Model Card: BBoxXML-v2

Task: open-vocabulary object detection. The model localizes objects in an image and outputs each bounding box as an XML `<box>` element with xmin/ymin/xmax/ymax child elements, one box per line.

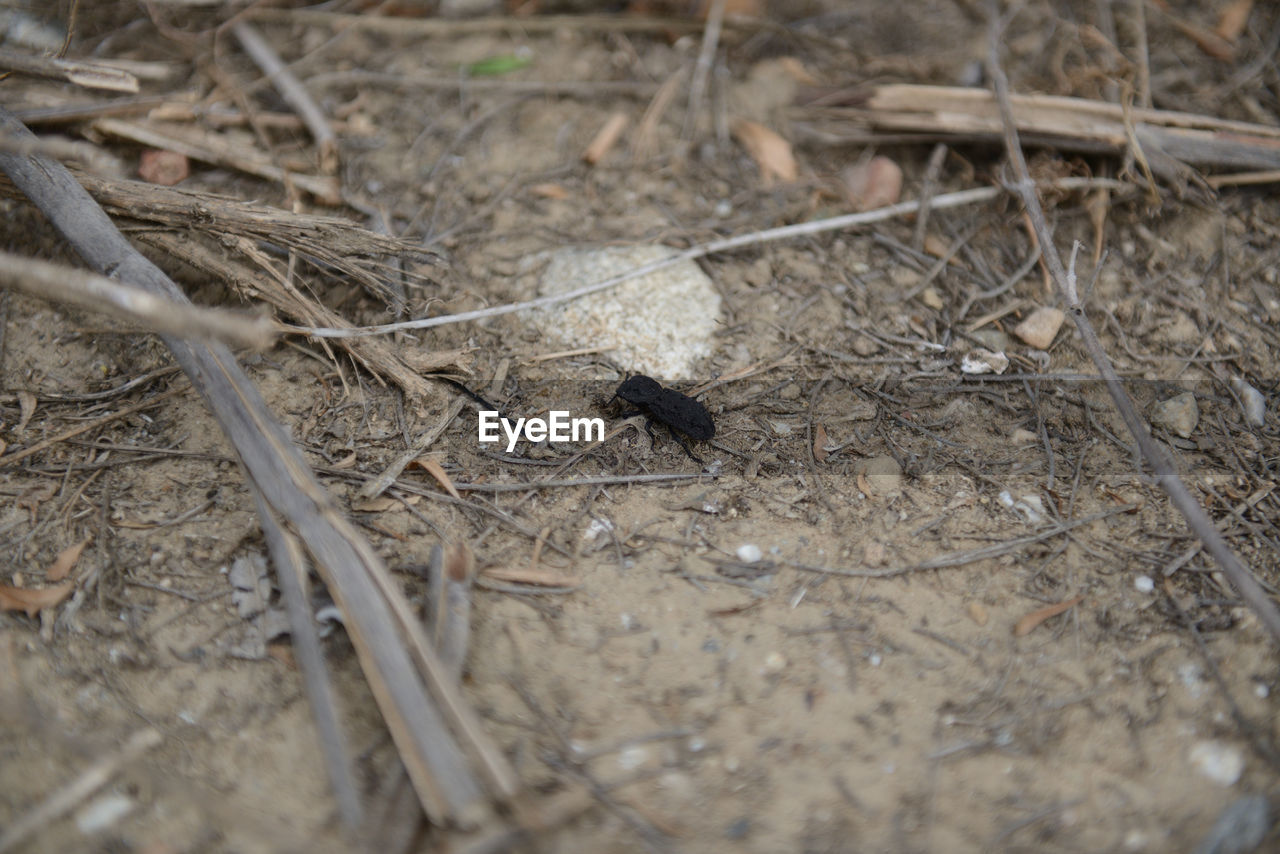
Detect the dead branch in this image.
<box><xmin>231</xmin><ymin>20</ymin><xmax>338</xmax><ymax>175</ymax></box>
<box><xmin>0</xmin><ymin>46</ymin><xmax>138</xmax><ymax>92</ymax></box>
<box><xmin>0</xmin><ymin>249</ymin><xmax>277</xmax><ymax>348</ymax></box>
<box><xmin>285</xmin><ymin>177</ymin><xmax>1129</xmax><ymax>340</ymax></box>
<box><xmin>797</xmin><ymin>83</ymin><xmax>1280</xmax><ymax>182</ymax></box>
<box><xmin>986</xmin><ymin>8</ymin><xmax>1280</xmax><ymax>645</ymax></box>
<box><xmin>92</xmin><ymin>117</ymin><xmax>340</xmax><ymax>204</ymax></box>
<box><xmin>0</xmin><ymin>105</ymin><xmax>518</xmax><ymax>825</ymax></box>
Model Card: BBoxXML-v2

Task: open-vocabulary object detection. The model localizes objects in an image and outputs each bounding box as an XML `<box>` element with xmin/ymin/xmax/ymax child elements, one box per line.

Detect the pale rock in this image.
<box><xmin>1151</xmin><ymin>392</ymin><xmax>1199</xmax><ymax>438</ymax></box>
<box><xmin>1013</xmin><ymin>306</ymin><xmax>1066</xmax><ymax>349</ymax></box>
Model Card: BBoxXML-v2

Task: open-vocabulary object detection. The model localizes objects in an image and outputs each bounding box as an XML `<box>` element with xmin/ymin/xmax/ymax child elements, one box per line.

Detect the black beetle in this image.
<box><xmin>615</xmin><ymin>375</ymin><xmax>715</xmax><ymax>462</ymax></box>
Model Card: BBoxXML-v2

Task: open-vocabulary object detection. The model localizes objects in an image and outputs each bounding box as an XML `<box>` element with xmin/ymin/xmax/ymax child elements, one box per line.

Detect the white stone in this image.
<box><xmin>1189</xmin><ymin>740</ymin><xmax>1244</xmax><ymax>786</ymax></box>
<box><xmin>529</xmin><ymin>245</ymin><xmax>721</xmax><ymax>380</ymax></box>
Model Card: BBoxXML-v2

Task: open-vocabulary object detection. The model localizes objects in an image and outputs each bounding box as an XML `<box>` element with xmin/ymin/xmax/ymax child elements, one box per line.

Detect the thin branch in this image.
<box><xmin>0</xmin><ymin>728</ymin><xmax>162</xmax><ymax>854</ymax></box>
<box><xmin>986</xmin><ymin>5</ymin><xmax>1280</xmax><ymax>645</ymax></box>
<box><xmin>287</xmin><ymin>177</ymin><xmax>1128</xmax><ymax>340</ymax></box>
<box><xmin>0</xmin><ymin>249</ymin><xmax>278</xmax><ymax>349</ymax></box>
<box><xmin>231</xmin><ymin>20</ymin><xmax>338</xmax><ymax>174</ymax></box>
<box><xmin>0</xmin><ymin>46</ymin><xmax>138</xmax><ymax>92</ymax></box>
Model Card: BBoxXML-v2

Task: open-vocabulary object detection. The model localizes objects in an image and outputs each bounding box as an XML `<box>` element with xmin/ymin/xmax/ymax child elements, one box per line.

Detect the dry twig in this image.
<box><xmin>0</xmin><ymin>249</ymin><xmax>277</xmax><ymax>348</ymax></box>
<box><xmin>0</xmin><ymin>105</ymin><xmax>518</xmax><ymax>825</ymax></box>
<box><xmin>986</xmin><ymin>5</ymin><xmax>1280</xmax><ymax>645</ymax></box>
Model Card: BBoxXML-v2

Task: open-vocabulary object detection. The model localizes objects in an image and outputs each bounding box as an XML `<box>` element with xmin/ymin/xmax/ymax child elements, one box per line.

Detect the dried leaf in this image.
<box><xmin>841</xmin><ymin>155</ymin><xmax>903</xmax><ymax>210</ymax></box>
<box><xmin>1215</xmin><ymin>0</ymin><xmax>1254</xmax><ymax>42</ymax></box>
<box><xmin>582</xmin><ymin>112</ymin><xmax>629</xmax><ymax>166</ymax></box>
<box><xmin>482</xmin><ymin>566</ymin><xmax>579</xmax><ymax>588</ymax></box>
<box><xmin>352</xmin><ymin>495</ymin><xmax>399</xmax><ymax>513</ymax></box>
<box><xmin>813</xmin><ymin>423</ymin><xmax>829</xmax><ymax>463</ymax></box>
<box><xmin>138</xmin><ymin>149</ymin><xmax>189</xmax><ymax>186</ymax></box>
<box><xmin>413</xmin><ymin>457</ymin><xmax>461</xmax><ymax>501</ymax></box>
<box><xmin>0</xmin><ymin>581</ymin><xmax>74</xmax><ymax>617</ymax></box>
<box><xmin>732</xmin><ymin>119</ymin><xmax>797</xmax><ymax>185</ymax></box>
<box><xmin>443</xmin><ymin>541</ymin><xmax>475</xmax><ymax>583</ymax></box>
<box><xmin>1013</xmin><ymin>595</ymin><xmax>1084</xmax><ymax>637</ymax></box>
<box><xmin>47</xmin><ymin>536</ymin><xmax>91</xmax><ymax>582</ymax></box>
<box><xmin>15</xmin><ymin>391</ymin><xmax>36</xmax><ymax>434</ymax></box>
<box><xmin>529</xmin><ymin>183</ymin><xmax>570</xmax><ymax>200</ymax></box>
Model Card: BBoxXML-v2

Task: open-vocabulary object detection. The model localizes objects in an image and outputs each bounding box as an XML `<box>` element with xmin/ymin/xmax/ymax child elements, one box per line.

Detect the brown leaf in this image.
<box><xmin>1215</xmin><ymin>0</ymin><xmax>1254</xmax><ymax>42</ymax></box>
<box><xmin>0</xmin><ymin>581</ymin><xmax>74</xmax><ymax>617</ymax></box>
<box><xmin>841</xmin><ymin>155</ymin><xmax>903</xmax><ymax>211</ymax></box>
<box><xmin>813</xmin><ymin>423</ymin><xmax>829</xmax><ymax>463</ymax></box>
<box><xmin>529</xmin><ymin>182</ymin><xmax>570</xmax><ymax>200</ymax></box>
<box><xmin>482</xmin><ymin>566</ymin><xmax>579</xmax><ymax>588</ymax></box>
<box><xmin>351</xmin><ymin>495</ymin><xmax>398</xmax><ymax>513</ymax></box>
<box><xmin>1013</xmin><ymin>595</ymin><xmax>1084</xmax><ymax>637</ymax></box>
<box><xmin>138</xmin><ymin>149</ymin><xmax>189</xmax><ymax>186</ymax></box>
<box><xmin>47</xmin><ymin>536</ymin><xmax>91</xmax><ymax>582</ymax></box>
<box><xmin>582</xmin><ymin>112</ymin><xmax>629</xmax><ymax>166</ymax></box>
<box><xmin>413</xmin><ymin>456</ymin><xmax>461</xmax><ymax>501</ymax></box>
<box><xmin>732</xmin><ymin>119</ymin><xmax>797</xmax><ymax>185</ymax></box>
<box><xmin>443</xmin><ymin>541</ymin><xmax>475</xmax><ymax>583</ymax></box>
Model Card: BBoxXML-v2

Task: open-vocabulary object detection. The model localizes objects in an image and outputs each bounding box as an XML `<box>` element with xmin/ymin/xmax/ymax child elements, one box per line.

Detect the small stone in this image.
<box><xmin>1231</xmin><ymin>377</ymin><xmax>1266</xmax><ymax>427</ymax></box>
<box><xmin>961</xmin><ymin>348</ymin><xmax>1009</xmax><ymax>375</ymax></box>
<box><xmin>841</xmin><ymin>155</ymin><xmax>903</xmax><ymax>211</ymax></box>
<box><xmin>921</xmin><ymin>287</ymin><xmax>944</xmax><ymax>310</ymax></box>
<box><xmin>971</xmin><ymin>328</ymin><xmax>1011</xmax><ymax>351</ymax></box>
<box><xmin>1013</xmin><ymin>306</ymin><xmax>1066</xmax><ymax>349</ymax></box>
<box><xmin>736</xmin><ymin>544</ymin><xmax>763</xmax><ymax>564</ymax></box>
<box><xmin>852</xmin><ymin>335</ymin><xmax>880</xmax><ymax>356</ymax></box>
<box><xmin>967</xmin><ymin>602</ymin><xmax>989</xmax><ymax>626</ymax></box>
<box><xmin>761</xmin><ymin>651</ymin><xmax>788</xmax><ymax>675</ymax></box>
<box><xmin>1010</xmin><ymin>428</ymin><xmax>1038</xmax><ymax>444</ymax></box>
<box><xmin>529</xmin><ymin>245</ymin><xmax>721</xmax><ymax>381</ymax></box>
<box><xmin>1151</xmin><ymin>392</ymin><xmax>1199</xmax><ymax>438</ymax></box>
<box><xmin>1189</xmin><ymin>740</ymin><xmax>1244</xmax><ymax>786</ymax></box>
<box><xmin>1134</xmin><ymin>575</ymin><xmax>1155</xmax><ymax>593</ymax></box>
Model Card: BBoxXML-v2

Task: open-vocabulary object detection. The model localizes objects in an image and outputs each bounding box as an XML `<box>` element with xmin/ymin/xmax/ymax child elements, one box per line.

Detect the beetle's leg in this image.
<box><xmin>668</xmin><ymin>424</ymin><xmax>703</xmax><ymax>465</ymax></box>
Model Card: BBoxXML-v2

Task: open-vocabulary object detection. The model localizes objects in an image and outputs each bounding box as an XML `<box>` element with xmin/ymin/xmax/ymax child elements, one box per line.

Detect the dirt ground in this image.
<box><xmin>2</xmin><ymin>1</ymin><xmax>1279</xmax><ymax>852</ymax></box>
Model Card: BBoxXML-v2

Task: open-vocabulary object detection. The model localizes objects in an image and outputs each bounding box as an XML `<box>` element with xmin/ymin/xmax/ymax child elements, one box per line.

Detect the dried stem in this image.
<box><xmin>986</xmin><ymin>5</ymin><xmax>1280</xmax><ymax>645</ymax></box>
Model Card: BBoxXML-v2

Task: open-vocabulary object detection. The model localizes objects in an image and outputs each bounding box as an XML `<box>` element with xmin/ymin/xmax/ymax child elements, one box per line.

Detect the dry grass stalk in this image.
<box><xmin>0</xmin><ymin>249</ymin><xmax>277</xmax><ymax>349</ymax></box>
<box><xmin>0</xmin><ymin>105</ymin><xmax>518</xmax><ymax>825</ymax></box>
<box><xmin>986</xmin><ymin>8</ymin><xmax>1280</xmax><ymax>645</ymax></box>
<box><xmin>231</xmin><ymin>20</ymin><xmax>338</xmax><ymax>175</ymax></box>
<box><xmin>0</xmin><ymin>47</ymin><xmax>138</xmax><ymax>92</ymax></box>
<box><xmin>93</xmin><ymin>117</ymin><xmax>340</xmax><ymax>203</ymax></box>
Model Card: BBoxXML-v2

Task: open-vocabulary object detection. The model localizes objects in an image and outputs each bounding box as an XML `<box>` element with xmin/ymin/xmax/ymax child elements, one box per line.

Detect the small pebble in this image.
<box><xmin>761</xmin><ymin>651</ymin><xmax>787</xmax><ymax>675</ymax></box>
<box><xmin>1231</xmin><ymin>377</ymin><xmax>1266</xmax><ymax>427</ymax></box>
<box><xmin>1151</xmin><ymin>392</ymin><xmax>1199</xmax><ymax>438</ymax></box>
<box><xmin>737</xmin><ymin>544</ymin><xmax>763</xmax><ymax>563</ymax></box>
<box><xmin>967</xmin><ymin>601</ymin><xmax>989</xmax><ymax>626</ymax></box>
<box><xmin>1013</xmin><ymin>306</ymin><xmax>1066</xmax><ymax>349</ymax></box>
<box><xmin>1189</xmin><ymin>740</ymin><xmax>1244</xmax><ymax>786</ymax></box>
<box><xmin>1134</xmin><ymin>575</ymin><xmax>1155</xmax><ymax>593</ymax></box>
<box><xmin>961</xmin><ymin>348</ymin><xmax>1009</xmax><ymax>375</ymax></box>
<box><xmin>75</xmin><ymin>793</ymin><xmax>134</xmax><ymax>834</ymax></box>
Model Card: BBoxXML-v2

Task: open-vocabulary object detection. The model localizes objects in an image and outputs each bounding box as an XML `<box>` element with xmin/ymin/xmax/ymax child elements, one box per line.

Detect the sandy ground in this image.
<box><xmin>1</xmin><ymin>2</ymin><xmax>1278</xmax><ymax>852</ymax></box>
